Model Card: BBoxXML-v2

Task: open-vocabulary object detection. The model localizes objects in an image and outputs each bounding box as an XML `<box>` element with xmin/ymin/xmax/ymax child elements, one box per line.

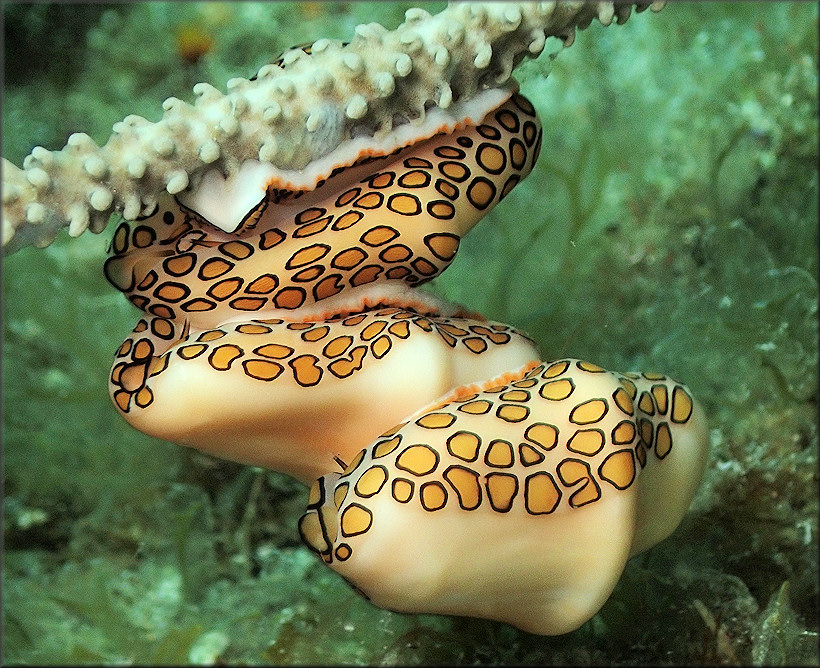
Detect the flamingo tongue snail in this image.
<box><xmin>2</xmin><ymin>1</ymin><xmax>709</xmax><ymax>636</ymax></box>
<box><xmin>299</xmin><ymin>359</ymin><xmax>708</xmax><ymax>635</ymax></box>
<box><xmin>102</xmin><ymin>91</ymin><xmax>546</xmax><ymax>484</ymax></box>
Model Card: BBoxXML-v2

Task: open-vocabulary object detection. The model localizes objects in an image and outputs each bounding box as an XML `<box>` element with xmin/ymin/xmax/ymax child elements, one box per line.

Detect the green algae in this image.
<box><xmin>2</xmin><ymin>2</ymin><xmax>817</xmax><ymax>665</ymax></box>
<box><xmin>753</xmin><ymin>581</ymin><xmax>819</xmax><ymax>666</ymax></box>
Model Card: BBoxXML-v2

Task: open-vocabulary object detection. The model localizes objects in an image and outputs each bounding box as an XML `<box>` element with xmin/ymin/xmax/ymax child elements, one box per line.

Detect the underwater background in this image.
<box><xmin>2</xmin><ymin>2</ymin><xmax>817</xmax><ymax>664</ymax></box>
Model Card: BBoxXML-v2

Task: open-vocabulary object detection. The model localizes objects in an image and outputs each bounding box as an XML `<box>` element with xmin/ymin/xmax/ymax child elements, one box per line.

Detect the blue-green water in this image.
<box><xmin>2</xmin><ymin>3</ymin><xmax>817</xmax><ymax>664</ymax></box>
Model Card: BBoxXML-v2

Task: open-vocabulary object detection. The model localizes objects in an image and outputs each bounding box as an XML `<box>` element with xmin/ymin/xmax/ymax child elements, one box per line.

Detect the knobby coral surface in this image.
<box><xmin>2</xmin><ymin>1</ymin><xmax>661</xmax><ymax>253</ymax></box>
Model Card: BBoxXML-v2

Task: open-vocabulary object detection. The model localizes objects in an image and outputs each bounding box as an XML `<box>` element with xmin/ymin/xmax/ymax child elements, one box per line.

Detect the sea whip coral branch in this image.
<box><xmin>1</xmin><ymin>1</ymin><xmax>664</xmax><ymax>254</ymax></box>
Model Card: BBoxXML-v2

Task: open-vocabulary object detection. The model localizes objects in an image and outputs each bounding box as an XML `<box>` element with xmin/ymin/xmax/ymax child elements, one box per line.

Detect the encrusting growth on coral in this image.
<box><xmin>1</xmin><ymin>0</ymin><xmax>710</xmax><ymax>639</ymax></box>
<box><xmin>1</xmin><ymin>1</ymin><xmax>663</xmax><ymax>253</ymax></box>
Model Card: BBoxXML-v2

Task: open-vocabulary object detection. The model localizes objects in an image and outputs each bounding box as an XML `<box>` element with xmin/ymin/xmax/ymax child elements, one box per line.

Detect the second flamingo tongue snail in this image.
<box><xmin>1</xmin><ymin>2</ymin><xmax>709</xmax><ymax>635</ymax></box>
<box><xmin>300</xmin><ymin>359</ymin><xmax>708</xmax><ymax>635</ymax></box>
<box><xmin>101</xmin><ymin>91</ymin><xmax>545</xmax><ymax>484</ymax></box>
